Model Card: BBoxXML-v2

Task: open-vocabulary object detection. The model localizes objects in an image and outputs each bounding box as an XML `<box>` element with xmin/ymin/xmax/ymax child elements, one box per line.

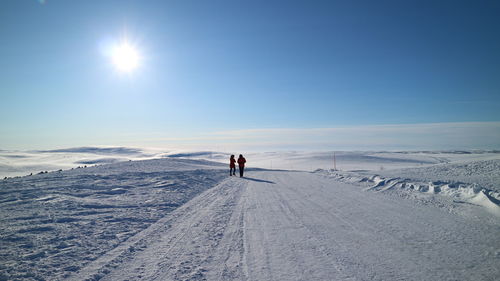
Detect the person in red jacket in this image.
<box><xmin>237</xmin><ymin>154</ymin><xmax>246</xmax><ymax>177</ymax></box>
<box><xmin>229</xmin><ymin>155</ymin><xmax>236</xmax><ymax>176</ymax></box>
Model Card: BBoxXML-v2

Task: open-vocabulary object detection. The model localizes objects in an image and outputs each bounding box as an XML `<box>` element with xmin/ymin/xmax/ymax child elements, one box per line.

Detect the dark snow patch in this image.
<box><xmin>167</xmin><ymin>151</ymin><xmax>216</xmax><ymax>158</ymax></box>
<box><xmin>0</xmin><ymin>154</ymin><xmax>30</xmax><ymax>159</ymax></box>
<box><xmin>75</xmin><ymin>158</ymin><xmax>123</xmax><ymax>165</ymax></box>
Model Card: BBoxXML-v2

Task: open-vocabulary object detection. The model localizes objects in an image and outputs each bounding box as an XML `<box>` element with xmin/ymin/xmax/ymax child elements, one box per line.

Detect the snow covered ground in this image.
<box><xmin>1</xmin><ymin>149</ymin><xmax>499</xmax><ymax>280</ymax></box>
<box><xmin>62</xmin><ymin>170</ymin><xmax>499</xmax><ymax>281</ymax></box>
<box><xmin>0</xmin><ymin>158</ymin><xmax>226</xmax><ymax>280</ymax></box>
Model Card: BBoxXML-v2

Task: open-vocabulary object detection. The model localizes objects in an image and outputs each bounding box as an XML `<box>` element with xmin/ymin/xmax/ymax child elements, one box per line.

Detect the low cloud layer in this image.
<box><xmin>145</xmin><ymin>122</ymin><xmax>500</xmax><ymax>151</ymax></box>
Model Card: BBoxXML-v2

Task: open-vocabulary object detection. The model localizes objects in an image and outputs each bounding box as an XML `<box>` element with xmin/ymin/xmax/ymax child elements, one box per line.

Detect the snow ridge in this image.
<box><xmin>315</xmin><ymin>170</ymin><xmax>500</xmax><ymax>217</ymax></box>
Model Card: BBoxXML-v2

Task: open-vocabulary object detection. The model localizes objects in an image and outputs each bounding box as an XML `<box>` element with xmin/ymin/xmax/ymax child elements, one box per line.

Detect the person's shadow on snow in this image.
<box><xmin>242</xmin><ymin>177</ymin><xmax>275</xmax><ymax>184</ymax></box>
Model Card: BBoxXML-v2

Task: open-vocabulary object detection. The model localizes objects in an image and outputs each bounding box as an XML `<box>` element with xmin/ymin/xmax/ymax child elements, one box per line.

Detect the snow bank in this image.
<box><xmin>374</xmin><ymin>158</ymin><xmax>500</xmax><ymax>191</ymax></box>
<box><xmin>315</xmin><ymin>161</ymin><xmax>500</xmax><ymax>217</ymax></box>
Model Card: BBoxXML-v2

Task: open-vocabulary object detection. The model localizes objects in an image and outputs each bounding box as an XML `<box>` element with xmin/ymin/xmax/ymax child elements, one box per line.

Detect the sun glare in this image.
<box><xmin>111</xmin><ymin>42</ymin><xmax>140</xmax><ymax>72</ymax></box>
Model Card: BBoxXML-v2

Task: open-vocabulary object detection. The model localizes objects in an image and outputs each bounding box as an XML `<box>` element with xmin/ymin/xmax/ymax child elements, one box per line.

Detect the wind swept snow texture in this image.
<box><xmin>68</xmin><ymin>171</ymin><xmax>499</xmax><ymax>281</ymax></box>
<box><xmin>315</xmin><ymin>158</ymin><xmax>500</xmax><ymax>217</ymax></box>
<box><xmin>1</xmin><ymin>154</ymin><xmax>499</xmax><ymax>280</ymax></box>
<box><xmin>0</xmin><ymin>158</ymin><xmax>226</xmax><ymax>281</ymax></box>
<box><xmin>372</xmin><ymin>159</ymin><xmax>500</xmax><ymax>192</ymax></box>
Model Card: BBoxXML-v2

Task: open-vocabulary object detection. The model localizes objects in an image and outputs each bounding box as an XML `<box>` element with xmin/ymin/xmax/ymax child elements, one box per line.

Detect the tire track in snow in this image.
<box><xmin>66</xmin><ymin>177</ymin><xmax>246</xmax><ymax>281</ymax></box>
<box><xmin>265</xmin><ymin>172</ymin><xmax>407</xmax><ymax>280</ymax></box>
<box><xmin>243</xmin><ymin>172</ymin><xmax>500</xmax><ymax>280</ymax></box>
<box><xmin>242</xmin><ymin>172</ymin><xmax>354</xmax><ymax>281</ymax></box>
<box><xmin>205</xmin><ymin>181</ymin><xmax>248</xmax><ymax>281</ymax></box>
<box><xmin>68</xmin><ymin>170</ymin><xmax>500</xmax><ymax>281</ymax></box>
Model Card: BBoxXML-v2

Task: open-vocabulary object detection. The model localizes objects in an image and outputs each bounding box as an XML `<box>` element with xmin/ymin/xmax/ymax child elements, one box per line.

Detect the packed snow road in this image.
<box><xmin>70</xmin><ymin>170</ymin><xmax>499</xmax><ymax>281</ymax></box>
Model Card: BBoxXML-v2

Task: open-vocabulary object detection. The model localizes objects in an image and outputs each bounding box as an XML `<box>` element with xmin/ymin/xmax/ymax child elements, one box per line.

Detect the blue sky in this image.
<box><xmin>1</xmin><ymin>0</ymin><xmax>499</xmax><ymax>150</ymax></box>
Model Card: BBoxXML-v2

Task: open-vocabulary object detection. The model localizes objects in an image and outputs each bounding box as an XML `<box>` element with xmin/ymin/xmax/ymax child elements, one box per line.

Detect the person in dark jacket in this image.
<box><xmin>229</xmin><ymin>155</ymin><xmax>236</xmax><ymax>176</ymax></box>
<box><xmin>237</xmin><ymin>154</ymin><xmax>246</xmax><ymax>177</ymax></box>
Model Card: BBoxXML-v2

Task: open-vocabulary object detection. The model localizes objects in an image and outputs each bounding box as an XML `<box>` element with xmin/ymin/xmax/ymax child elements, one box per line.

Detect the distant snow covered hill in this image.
<box><xmin>2</xmin><ymin>146</ymin><xmax>500</xmax><ymax>178</ymax></box>
<box><xmin>0</xmin><ymin>158</ymin><xmax>226</xmax><ymax>281</ymax></box>
<box><xmin>0</xmin><ymin>147</ymin><xmax>164</xmax><ymax>178</ymax></box>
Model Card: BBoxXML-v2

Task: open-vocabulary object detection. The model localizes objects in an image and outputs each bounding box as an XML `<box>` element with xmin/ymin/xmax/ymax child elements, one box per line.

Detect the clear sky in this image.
<box><xmin>1</xmin><ymin>0</ymin><xmax>499</xmax><ymax>150</ymax></box>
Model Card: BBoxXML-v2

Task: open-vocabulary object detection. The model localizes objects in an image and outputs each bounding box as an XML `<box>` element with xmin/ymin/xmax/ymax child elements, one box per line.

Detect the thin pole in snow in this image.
<box><xmin>333</xmin><ymin>152</ymin><xmax>337</xmax><ymax>171</ymax></box>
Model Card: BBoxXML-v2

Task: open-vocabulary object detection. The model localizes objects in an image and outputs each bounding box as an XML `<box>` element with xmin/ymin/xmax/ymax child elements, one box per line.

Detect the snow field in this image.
<box><xmin>1</xmin><ymin>151</ymin><xmax>499</xmax><ymax>280</ymax></box>
<box><xmin>3</xmin><ymin>148</ymin><xmax>500</xmax><ymax>179</ymax></box>
<box><xmin>72</xmin><ymin>176</ymin><xmax>248</xmax><ymax>281</ymax></box>
<box><xmin>68</xmin><ymin>170</ymin><xmax>500</xmax><ymax>281</ymax></box>
<box><xmin>0</xmin><ymin>158</ymin><xmax>226</xmax><ymax>281</ymax></box>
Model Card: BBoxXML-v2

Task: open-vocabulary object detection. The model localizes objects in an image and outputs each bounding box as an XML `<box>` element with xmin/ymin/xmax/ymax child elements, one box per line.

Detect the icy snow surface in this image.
<box><xmin>1</xmin><ymin>150</ymin><xmax>499</xmax><ymax>280</ymax></box>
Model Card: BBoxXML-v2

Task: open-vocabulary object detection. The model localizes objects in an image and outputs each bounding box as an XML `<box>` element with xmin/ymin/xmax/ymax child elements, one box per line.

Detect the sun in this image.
<box><xmin>111</xmin><ymin>41</ymin><xmax>140</xmax><ymax>72</ymax></box>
